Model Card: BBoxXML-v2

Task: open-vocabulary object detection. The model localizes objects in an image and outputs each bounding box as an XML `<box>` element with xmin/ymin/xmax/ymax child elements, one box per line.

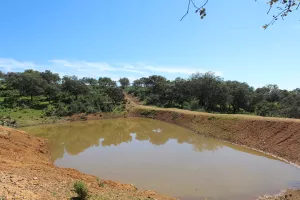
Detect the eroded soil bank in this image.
<box><xmin>0</xmin><ymin>125</ymin><xmax>175</xmax><ymax>200</ymax></box>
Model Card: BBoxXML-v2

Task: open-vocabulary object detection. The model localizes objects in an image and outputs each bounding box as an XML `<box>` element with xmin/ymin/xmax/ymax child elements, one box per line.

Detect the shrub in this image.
<box><xmin>190</xmin><ymin>99</ymin><xmax>200</xmax><ymax>111</ymax></box>
<box><xmin>73</xmin><ymin>180</ymin><xmax>89</xmax><ymax>200</ymax></box>
<box><xmin>145</xmin><ymin>94</ymin><xmax>160</xmax><ymax>105</ymax></box>
<box><xmin>99</xmin><ymin>182</ymin><xmax>105</xmax><ymax>188</ymax></box>
<box><xmin>182</xmin><ymin>101</ymin><xmax>192</xmax><ymax>110</ymax></box>
<box><xmin>255</xmin><ymin>101</ymin><xmax>279</xmax><ymax>117</ymax></box>
<box><xmin>44</xmin><ymin>103</ymin><xmax>69</xmax><ymax>117</ymax></box>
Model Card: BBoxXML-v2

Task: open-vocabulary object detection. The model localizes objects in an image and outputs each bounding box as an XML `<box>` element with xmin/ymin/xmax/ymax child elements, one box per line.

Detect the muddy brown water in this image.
<box><xmin>22</xmin><ymin>118</ymin><xmax>300</xmax><ymax>200</ymax></box>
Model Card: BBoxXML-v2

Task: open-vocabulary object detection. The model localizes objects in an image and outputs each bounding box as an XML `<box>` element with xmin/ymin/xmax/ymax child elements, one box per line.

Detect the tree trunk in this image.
<box><xmin>31</xmin><ymin>95</ymin><xmax>33</xmax><ymax>101</ymax></box>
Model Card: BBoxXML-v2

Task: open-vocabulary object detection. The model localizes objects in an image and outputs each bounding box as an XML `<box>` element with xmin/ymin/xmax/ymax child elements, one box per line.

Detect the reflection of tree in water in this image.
<box><xmin>23</xmin><ymin>118</ymin><xmax>223</xmax><ymax>161</ymax></box>
<box><xmin>191</xmin><ymin>138</ymin><xmax>222</xmax><ymax>152</ymax></box>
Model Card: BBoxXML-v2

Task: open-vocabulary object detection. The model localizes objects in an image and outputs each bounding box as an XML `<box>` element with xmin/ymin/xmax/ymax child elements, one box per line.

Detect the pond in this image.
<box><xmin>21</xmin><ymin>118</ymin><xmax>300</xmax><ymax>200</ymax></box>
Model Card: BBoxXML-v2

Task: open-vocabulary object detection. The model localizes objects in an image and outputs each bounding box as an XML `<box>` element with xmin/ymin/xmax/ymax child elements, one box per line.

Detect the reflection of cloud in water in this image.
<box><xmin>152</xmin><ymin>128</ymin><xmax>162</xmax><ymax>133</ymax></box>
<box><xmin>22</xmin><ymin>118</ymin><xmax>223</xmax><ymax>161</ymax></box>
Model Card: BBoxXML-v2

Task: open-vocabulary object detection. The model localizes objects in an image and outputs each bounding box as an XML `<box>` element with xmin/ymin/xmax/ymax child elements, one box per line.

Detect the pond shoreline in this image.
<box><xmin>2</xmin><ymin>102</ymin><xmax>300</xmax><ymax>199</ymax></box>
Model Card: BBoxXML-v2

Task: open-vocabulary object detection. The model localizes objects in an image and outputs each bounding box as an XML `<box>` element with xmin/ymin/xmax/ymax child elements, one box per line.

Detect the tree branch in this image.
<box><xmin>180</xmin><ymin>0</ymin><xmax>191</xmax><ymax>21</ymax></box>
<box><xmin>263</xmin><ymin>0</ymin><xmax>299</xmax><ymax>29</ymax></box>
<box><xmin>181</xmin><ymin>0</ymin><xmax>299</xmax><ymax>29</ymax></box>
<box><xmin>180</xmin><ymin>0</ymin><xmax>209</xmax><ymax>21</ymax></box>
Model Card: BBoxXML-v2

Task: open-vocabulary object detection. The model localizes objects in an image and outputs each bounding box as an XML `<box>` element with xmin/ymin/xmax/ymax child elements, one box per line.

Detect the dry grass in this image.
<box><xmin>135</xmin><ymin>104</ymin><xmax>300</xmax><ymax>123</ymax></box>
<box><xmin>125</xmin><ymin>93</ymin><xmax>300</xmax><ymax>123</ymax></box>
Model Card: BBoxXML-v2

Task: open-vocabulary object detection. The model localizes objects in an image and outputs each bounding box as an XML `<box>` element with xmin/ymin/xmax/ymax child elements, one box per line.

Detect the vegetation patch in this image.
<box><xmin>99</xmin><ymin>182</ymin><xmax>105</xmax><ymax>188</ymax></box>
<box><xmin>73</xmin><ymin>181</ymin><xmax>89</xmax><ymax>200</ymax></box>
<box><xmin>207</xmin><ymin>116</ymin><xmax>217</xmax><ymax>121</ymax></box>
<box><xmin>0</xmin><ymin>70</ymin><xmax>126</xmax><ymax>127</ymax></box>
<box><xmin>127</xmin><ymin>73</ymin><xmax>300</xmax><ymax>119</ymax></box>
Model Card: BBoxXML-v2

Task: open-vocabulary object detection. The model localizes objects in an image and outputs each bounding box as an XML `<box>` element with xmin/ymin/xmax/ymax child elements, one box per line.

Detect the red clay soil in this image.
<box><xmin>0</xmin><ymin>126</ymin><xmax>176</xmax><ymax>200</ymax></box>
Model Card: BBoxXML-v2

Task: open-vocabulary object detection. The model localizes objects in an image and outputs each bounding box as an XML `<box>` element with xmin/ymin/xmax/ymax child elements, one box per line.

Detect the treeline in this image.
<box><xmin>127</xmin><ymin>72</ymin><xmax>300</xmax><ymax>119</ymax></box>
<box><xmin>0</xmin><ymin>70</ymin><xmax>125</xmax><ymax>116</ymax></box>
<box><xmin>1</xmin><ymin>70</ymin><xmax>299</xmax><ymax>119</ymax></box>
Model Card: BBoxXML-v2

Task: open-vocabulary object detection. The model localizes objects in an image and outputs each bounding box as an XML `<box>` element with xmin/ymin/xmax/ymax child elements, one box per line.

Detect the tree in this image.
<box><xmin>189</xmin><ymin>72</ymin><xmax>228</xmax><ymax>111</ymax></box>
<box><xmin>40</xmin><ymin>70</ymin><xmax>61</xmax><ymax>84</ymax></box>
<box><xmin>265</xmin><ymin>84</ymin><xmax>281</xmax><ymax>102</ymax></box>
<box><xmin>0</xmin><ymin>71</ymin><xmax>4</xmax><ymax>89</ymax></box>
<box><xmin>62</xmin><ymin>76</ymin><xmax>88</xmax><ymax>99</ymax></box>
<box><xmin>107</xmin><ymin>87</ymin><xmax>125</xmax><ymax>104</ymax></box>
<box><xmin>4</xmin><ymin>72</ymin><xmax>21</xmax><ymax>90</ymax></box>
<box><xmin>44</xmin><ymin>84</ymin><xmax>61</xmax><ymax>103</ymax></box>
<box><xmin>255</xmin><ymin>100</ymin><xmax>278</xmax><ymax>116</ymax></box>
<box><xmin>98</xmin><ymin>77</ymin><xmax>117</xmax><ymax>88</ymax></box>
<box><xmin>119</xmin><ymin>77</ymin><xmax>130</xmax><ymax>89</ymax></box>
<box><xmin>40</xmin><ymin>70</ymin><xmax>61</xmax><ymax>103</ymax></box>
<box><xmin>171</xmin><ymin>78</ymin><xmax>191</xmax><ymax>107</ymax></box>
<box><xmin>82</xmin><ymin>77</ymin><xmax>98</xmax><ymax>86</ymax></box>
<box><xmin>181</xmin><ymin>0</ymin><xmax>299</xmax><ymax>29</ymax></box>
<box><xmin>280</xmin><ymin>90</ymin><xmax>300</xmax><ymax>118</ymax></box>
<box><xmin>226</xmin><ymin>81</ymin><xmax>253</xmax><ymax>113</ymax></box>
<box><xmin>147</xmin><ymin>75</ymin><xmax>168</xmax><ymax>94</ymax></box>
<box><xmin>18</xmin><ymin>70</ymin><xmax>47</xmax><ymax>101</ymax></box>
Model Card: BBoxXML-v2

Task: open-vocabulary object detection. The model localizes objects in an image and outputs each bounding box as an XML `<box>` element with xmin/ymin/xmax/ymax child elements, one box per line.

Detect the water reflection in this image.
<box><xmin>22</xmin><ymin>118</ymin><xmax>223</xmax><ymax>161</ymax></box>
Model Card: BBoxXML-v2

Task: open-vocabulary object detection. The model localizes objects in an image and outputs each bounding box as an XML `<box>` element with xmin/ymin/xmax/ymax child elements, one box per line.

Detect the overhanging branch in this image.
<box><xmin>180</xmin><ymin>0</ymin><xmax>209</xmax><ymax>21</ymax></box>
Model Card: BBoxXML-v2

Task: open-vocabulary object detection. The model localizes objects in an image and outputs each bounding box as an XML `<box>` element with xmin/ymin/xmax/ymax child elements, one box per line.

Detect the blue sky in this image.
<box><xmin>0</xmin><ymin>0</ymin><xmax>299</xmax><ymax>89</ymax></box>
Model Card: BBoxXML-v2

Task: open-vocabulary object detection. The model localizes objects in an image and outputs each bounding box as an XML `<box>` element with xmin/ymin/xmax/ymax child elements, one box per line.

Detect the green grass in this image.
<box><xmin>0</xmin><ymin>95</ymin><xmax>60</xmax><ymax>127</ymax></box>
<box><xmin>0</xmin><ymin>107</ymin><xmax>57</xmax><ymax>127</ymax></box>
<box><xmin>99</xmin><ymin>182</ymin><xmax>105</xmax><ymax>188</ymax></box>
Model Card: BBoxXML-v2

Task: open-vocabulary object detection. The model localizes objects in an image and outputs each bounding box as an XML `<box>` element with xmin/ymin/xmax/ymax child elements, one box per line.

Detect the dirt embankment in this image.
<box><xmin>0</xmin><ymin>126</ymin><xmax>175</xmax><ymax>200</ymax></box>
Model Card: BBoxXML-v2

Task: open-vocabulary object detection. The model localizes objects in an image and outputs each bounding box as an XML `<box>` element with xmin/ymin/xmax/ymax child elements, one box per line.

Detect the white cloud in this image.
<box><xmin>143</xmin><ymin>64</ymin><xmax>207</xmax><ymax>75</ymax></box>
<box><xmin>0</xmin><ymin>58</ymin><xmax>37</xmax><ymax>71</ymax></box>
<box><xmin>0</xmin><ymin>58</ymin><xmax>222</xmax><ymax>80</ymax></box>
<box><xmin>49</xmin><ymin>60</ymin><xmax>115</xmax><ymax>71</ymax></box>
<box><xmin>119</xmin><ymin>64</ymin><xmax>146</xmax><ymax>74</ymax></box>
<box><xmin>48</xmin><ymin>59</ymin><xmax>118</xmax><ymax>77</ymax></box>
<box><xmin>121</xmin><ymin>63</ymin><xmax>223</xmax><ymax>76</ymax></box>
